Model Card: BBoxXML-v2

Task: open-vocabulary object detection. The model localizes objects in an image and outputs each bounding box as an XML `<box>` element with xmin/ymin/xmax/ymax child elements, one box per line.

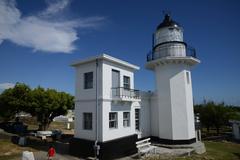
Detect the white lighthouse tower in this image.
<box><xmin>146</xmin><ymin>14</ymin><xmax>200</xmax><ymax>144</ymax></box>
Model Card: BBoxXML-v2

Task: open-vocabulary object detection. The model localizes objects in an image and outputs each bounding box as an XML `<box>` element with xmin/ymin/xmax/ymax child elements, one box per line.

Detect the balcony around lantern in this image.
<box><xmin>147</xmin><ymin>45</ymin><xmax>197</xmax><ymax>62</ymax></box>
<box><xmin>111</xmin><ymin>87</ymin><xmax>141</xmax><ymax>102</ymax></box>
<box><xmin>145</xmin><ymin>44</ymin><xmax>200</xmax><ymax>69</ymax></box>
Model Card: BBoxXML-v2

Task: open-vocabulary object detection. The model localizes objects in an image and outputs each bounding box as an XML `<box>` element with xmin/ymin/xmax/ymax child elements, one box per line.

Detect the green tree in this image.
<box><xmin>0</xmin><ymin>83</ymin><xmax>31</xmax><ymax>122</ymax></box>
<box><xmin>28</xmin><ymin>87</ymin><xmax>74</xmax><ymax>130</ymax></box>
<box><xmin>195</xmin><ymin>101</ymin><xmax>239</xmax><ymax>135</ymax></box>
<box><xmin>212</xmin><ymin>103</ymin><xmax>228</xmax><ymax>134</ymax></box>
<box><xmin>200</xmin><ymin>102</ymin><xmax>215</xmax><ymax>132</ymax></box>
<box><xmin>0</xmin><ymin>83</ymin><xmax>74</xmax><ymax>131</ymax></box>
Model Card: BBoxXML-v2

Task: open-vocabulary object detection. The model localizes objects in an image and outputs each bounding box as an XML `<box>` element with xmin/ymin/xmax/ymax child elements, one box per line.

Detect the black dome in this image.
<box><xmin>156</xmin><ymin>14</ymin><xmax>181</xmax><ymax>30</ymax></box>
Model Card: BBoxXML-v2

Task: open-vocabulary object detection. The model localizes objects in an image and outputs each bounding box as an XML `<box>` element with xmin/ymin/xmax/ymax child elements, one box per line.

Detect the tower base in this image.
<box><xmin>69</xmin><ymin>134</ymin><xmax>138</xmax><ymax>160</ymax></box>
<box><xmin>152</xmin><ymin>141</ymin><xmax>206</xmax><ymax>155</ymax></box>
<box><xmin>151</xmin><ymin>136</ymin><xmax>196</xmax><ymax>145</ymax></box>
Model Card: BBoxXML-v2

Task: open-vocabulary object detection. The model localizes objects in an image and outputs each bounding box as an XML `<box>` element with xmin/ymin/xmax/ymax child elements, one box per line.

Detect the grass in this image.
<box><xmin>178</xmin><ymin>141</ymin><xmax>240</xmax><ymax>160</ymax></box>
<box><xmin>145</xmin><ymin>141</ymin><xmax>240</xmax><ymax>160</ymax></box>
<box><xmin>0</xmin><ymin>121</ymin><xmax>72</xmax><ymax>160</ymax></box>
<box><xmin>202</xmin><ymin>141</ymin><xmax>240</xmax><ymax>160</ymax></box>
<box><xmin>0</xmin><ymin>139</ymin><xmax>36</xmax><ymax>160</ymax></box>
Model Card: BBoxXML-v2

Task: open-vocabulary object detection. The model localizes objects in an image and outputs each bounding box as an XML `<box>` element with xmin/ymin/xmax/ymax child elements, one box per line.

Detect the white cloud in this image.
<box><xmin>0</xmin><ymin>83</ymin><xmax>15</xmax><ymax>90</ymax></box>
<box><xmin>40</xmin><ymin>0</ymin><xmax>70</xmax><ymax>17</ymax></box>
<box><xmin>0</xmin><ymin>0</ymin><xmax>104</xmax><ymax>53</ymax></box>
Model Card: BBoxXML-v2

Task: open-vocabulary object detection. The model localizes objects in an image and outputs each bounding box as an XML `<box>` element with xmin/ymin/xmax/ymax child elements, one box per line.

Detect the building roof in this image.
<box><xmin>157</xmin><ymin>14</ymin><xmax>181</xmax><ymax>30</ymax></box>
<box><xmin>229</xmin><ymin>120</ymin><xmax>240</xmax><ymax>125</ymax></box>
<box><xmin>70</xmin><ymin>54</ymin><xmax>140</xmax><ymax>70</ymax></box>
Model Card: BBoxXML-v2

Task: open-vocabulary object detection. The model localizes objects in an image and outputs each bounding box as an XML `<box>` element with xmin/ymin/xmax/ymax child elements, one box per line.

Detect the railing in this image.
<box><xmin>147</xmin><ymin>44</ymin><xmax>197</xmax><ymax>62</ymax></box>
<box><xmin>195</xmin><ymin>114</ymin><xmax>201</xmax><ymax>130</ymax></box>
<box><xmin>112</xmin><ymin>87</ymin><xmax>140</xmax><ymax>99</ymax></box>
<box><xmin>187</xmin><ymin>46</ymin><xmax>197</xmax><ymax>58</ymax></box>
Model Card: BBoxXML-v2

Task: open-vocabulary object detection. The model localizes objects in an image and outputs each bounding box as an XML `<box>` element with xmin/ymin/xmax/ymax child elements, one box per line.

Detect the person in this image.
<box><xmin>47</xmin><ymin>145</ymin><xmax>55</xmax><ymax>160</ymax></box>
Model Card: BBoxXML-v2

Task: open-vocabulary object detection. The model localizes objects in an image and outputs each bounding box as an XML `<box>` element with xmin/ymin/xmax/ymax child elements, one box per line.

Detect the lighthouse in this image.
<box><xmin>70</xmin><ymin>14</ymin><xmax>203</xmax><ymax>159</ymax></box>
<box><xmin>146</xmin><ymin>14</ymin><xmax>200</xmax><ymax>144</ymax></box>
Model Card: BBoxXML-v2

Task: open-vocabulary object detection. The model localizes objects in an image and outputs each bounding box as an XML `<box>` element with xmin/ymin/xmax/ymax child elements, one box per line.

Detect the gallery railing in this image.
<box><xmin>112</xmin><ymin>87</ymin><xmax>140</xmax><ymax>99</ymax></box>
<box><xmin>147</xmin><ymin>44</ymin><xmax>197</xmax><ymax>62</ymax></box>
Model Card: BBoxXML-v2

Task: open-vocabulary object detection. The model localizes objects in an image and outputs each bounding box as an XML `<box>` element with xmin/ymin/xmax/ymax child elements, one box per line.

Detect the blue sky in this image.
<box><xmin>0</xmin><ymin>0</ymin><xmax>240</xmax><ymax>105</ymax></box>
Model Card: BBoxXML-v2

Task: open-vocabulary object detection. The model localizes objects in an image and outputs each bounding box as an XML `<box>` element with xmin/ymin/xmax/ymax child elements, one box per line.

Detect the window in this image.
<box><xmin>112</xmin><ymin>69</ymin><xmax>120</xmax><ymax>88</ymax></box>
<box><xmin>135</xmin><ymin>109</ymin><xmax>140</xmax><ymax>130</ymax></box>
<box><xmin>109</xmin><ymin>112</ymin><xmax>118</xmax><ymax>129</ymax></box>
<box><xmin>123</xmin><ymin>112</ymin><xmax>130</xmax><ymax>127</ymax></box>
<box><xmin>123</xmin><ymin>76</ymin><xmax>130</xmax><ymax>89</ymax></box>
<box><xmin>186</xmin><ymin>71</ymin><xmax>190</xmax><ymax>84</ymax></box>
<box><xmin>83</xmin><ymin>113</ymin><xmax>92</xmax><ymax>130</ymax></box>
<box><xmin>84</xmin><ymin>72</ymin><xmax>93</xmax><ymax>89</ymax></box>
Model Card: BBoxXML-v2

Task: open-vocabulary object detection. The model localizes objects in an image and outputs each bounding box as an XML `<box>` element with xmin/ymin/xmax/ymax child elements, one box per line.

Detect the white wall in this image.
<box><xmin>184</xmin><ymin>71</ymin><xmax>196</xmax><ymax>139</ymax></box>
<box><xmin>74</xmin><ymin>60</ymin><xmax>103</xmax><ymax>141</ymax></box>
<box><xmin>155</xmin><ymin>64</ymin><xmax>172</xmax><ymax>140</ymax></box>
<box><xmin>139</xmin><ymin>92</ymin><xmax>151</xmax><ymax>138</ymax></box>
<box><xmin>100</xmin><ymin>60</ymin><xmax>141</xmax><ymax>141</ymax></box>
<box><xmin>102</xmin><ymin>60</ymin><xmax>135</xmax><ymax>100</ymax></box>
<box><xmin>101</xmin><ymin>101</ymin><xmax>140</xmax><ymax>141</ymax></box>
<box><xmin>233</xmin><ymin>123</ymin><xmax>240</xmax><ymax>139</ymax></box>
<box><xmin>74</xmin><ymin>58</ymin><xmax>141</xmax><ymax>142</ymax></box>
<box><xmin>150</xmin><ymin>92</ymin><xmax>159</xmax><ymax>137</ymax></box>
<box><xmin>75</xmin><ymin>61</ymin><xmax>102</xmax><ymax>101</ymax></box>
<box><xmin>74</xmin><ymin>101</ymin><xmax>96</xmax><ymax>140</ymax></box>
<box><xmin>154</xmin><ymin>63</ymin><xmax>195</xmax><ymax>140</ymax></box>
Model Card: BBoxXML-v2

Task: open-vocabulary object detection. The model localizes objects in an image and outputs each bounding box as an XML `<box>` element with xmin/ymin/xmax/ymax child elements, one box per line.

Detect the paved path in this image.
<box><xmin>154</xmin><ymin>146</ymin><xmax>193</xmax><ymax>156</ymax></box>
<box><xmin>33</xmin><ymin>151</ymin><xmax>83</xmax><ymax>160</ymax></box>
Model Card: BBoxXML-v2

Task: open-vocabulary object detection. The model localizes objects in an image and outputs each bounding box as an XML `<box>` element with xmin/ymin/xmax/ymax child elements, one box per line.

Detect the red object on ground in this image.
<box><xmin>48</xmin><ymin>147</ymin><xmax>55</xmax><ymax>157</ymax></box>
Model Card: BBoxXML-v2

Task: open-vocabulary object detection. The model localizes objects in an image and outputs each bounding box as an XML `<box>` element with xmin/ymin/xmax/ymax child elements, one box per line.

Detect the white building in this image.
<box><xmin>230</xmin><ymin>120</ymin><xmax>240</xmax><ymax>140</ymax></box>
<box><xmin>70</xmin><ymin>14</ymin><xmax>200</xmax><ymax>159</ymax></box>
